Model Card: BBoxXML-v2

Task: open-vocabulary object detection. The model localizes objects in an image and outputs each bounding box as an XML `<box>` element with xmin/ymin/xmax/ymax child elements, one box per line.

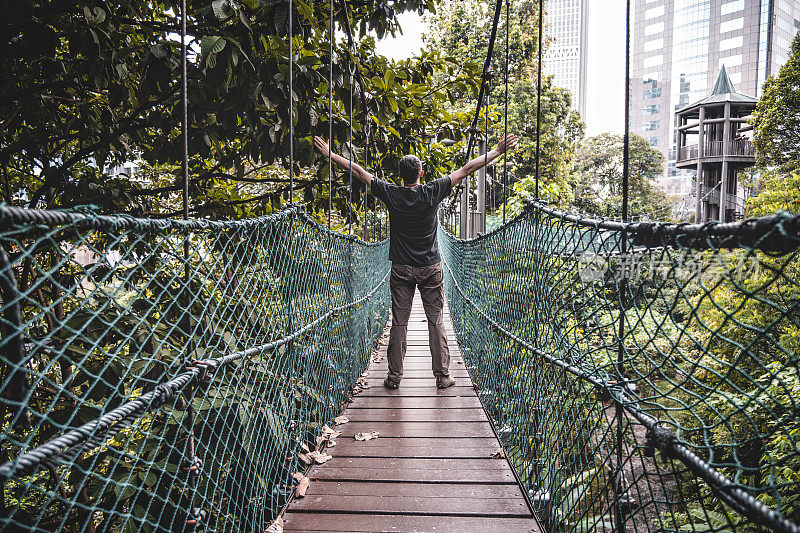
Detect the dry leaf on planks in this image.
<box><xmin>292</xmin><ymin>473</ymin><xmax>310</xmax><ymax>498</ymax></box>
<box><xmin>264</xmin><ymin>517</ymin><xmax>283</xmax><ymax>533</ymax></box>
<box><xmin>307</xmin><ymin>450</ymin><xmax>333</xmax><ymax>464</ymax></box>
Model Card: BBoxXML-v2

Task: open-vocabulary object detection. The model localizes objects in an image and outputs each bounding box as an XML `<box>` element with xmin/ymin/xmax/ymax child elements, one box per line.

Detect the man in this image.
<box><xmin>313</xmin><ymin>134</ymin><xmax>518</xmax><ymax>388</ymax></box>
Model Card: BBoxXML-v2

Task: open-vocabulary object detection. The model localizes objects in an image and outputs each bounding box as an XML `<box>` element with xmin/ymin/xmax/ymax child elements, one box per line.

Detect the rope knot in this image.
<box><xmin>644</xmin><ymin>425</ymin><xmax>676</xmax><ymax>458</ymax></box>
<box><xmin>153</xmin><ymin>382</ymin><xmax>176</xmax><ymax>407</ymax></box>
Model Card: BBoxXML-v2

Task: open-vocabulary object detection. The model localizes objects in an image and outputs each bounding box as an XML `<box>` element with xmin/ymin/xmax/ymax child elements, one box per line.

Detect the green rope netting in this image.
<box><xmin>440</xmin><ymin>200</ymin><xmax>800</xmax><ymax>533</ymax></box>
<box><xmin>0</xmin><ymin>205</ymin><xmax>390</xmax><ymax>532</ymax></box>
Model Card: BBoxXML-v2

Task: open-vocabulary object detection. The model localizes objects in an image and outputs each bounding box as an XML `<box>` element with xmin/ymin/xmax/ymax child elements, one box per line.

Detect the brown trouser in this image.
<box><xmin>387</xmin><ymin>262</ymin><xmax>451</xmax><ymax>383</ymax></box>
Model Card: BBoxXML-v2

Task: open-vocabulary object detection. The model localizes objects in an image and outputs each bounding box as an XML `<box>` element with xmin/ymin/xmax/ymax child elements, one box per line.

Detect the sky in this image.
<box><xmin>374</xmin><ymin>1</ymin><xmax>627</xmax><ymax>137</ymax></box>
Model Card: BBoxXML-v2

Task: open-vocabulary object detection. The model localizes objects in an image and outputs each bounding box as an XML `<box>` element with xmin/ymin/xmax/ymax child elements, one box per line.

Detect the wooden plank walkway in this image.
<box><xmin>282</xmin><ymin>295</ymin><xmax>542</xmax><ymax>532</ymax></box>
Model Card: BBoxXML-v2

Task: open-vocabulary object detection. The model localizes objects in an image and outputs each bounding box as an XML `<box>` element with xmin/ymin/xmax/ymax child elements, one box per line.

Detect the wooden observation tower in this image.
<box><xmin>675</xmin><ymin>66</ymin><xmax>758</xmax><ymax>223</ymax></box>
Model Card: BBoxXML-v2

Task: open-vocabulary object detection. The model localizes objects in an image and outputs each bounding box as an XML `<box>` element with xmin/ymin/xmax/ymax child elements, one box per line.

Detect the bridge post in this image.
<box><xmin>460</xmin><ymin>170</ymin><xmax>470</xmax><ymax>239</ymax></box>
<box><xmin>477</xmin><ymin>139</ymin><xmax>487</xmax><ymax>236</ymax></box>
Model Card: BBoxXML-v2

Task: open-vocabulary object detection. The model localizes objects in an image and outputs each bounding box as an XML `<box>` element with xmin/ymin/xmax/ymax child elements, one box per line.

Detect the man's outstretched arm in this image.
<box><xmin>448</xmin><ymin>134</ymin><xmax>518</xmax><ymax>187</ymax></box>
<box><xmin>314</xmin><ymin>136</ymin><xmax>372</xmax><ymax>186</ymax></box>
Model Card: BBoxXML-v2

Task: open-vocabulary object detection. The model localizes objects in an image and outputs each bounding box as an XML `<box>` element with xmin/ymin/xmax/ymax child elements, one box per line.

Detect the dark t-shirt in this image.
<box><xmin>370</xmin><ymin>176</ymin><xmax>453</xmax><ymax>266</ymax></box>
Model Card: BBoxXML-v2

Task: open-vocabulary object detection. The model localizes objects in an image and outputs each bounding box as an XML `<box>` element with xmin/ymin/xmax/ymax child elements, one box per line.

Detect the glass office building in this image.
<box><xmin>631</xmin><ymin>0</ymin><xmax>800</xmax><ymax>213</ymax></box>
<box><xmin>544</xmin><ymin>0</ymin><xmax>589</xmax><ymax>117</ymax></box>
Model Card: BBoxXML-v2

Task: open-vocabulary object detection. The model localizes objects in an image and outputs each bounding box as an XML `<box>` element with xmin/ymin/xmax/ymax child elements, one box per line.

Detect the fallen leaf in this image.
<box><xmin>298</xmin><ymin>453</ymin><xmax>312</xmax><ymax>465</ymax></box>
<box><xmin>334</xmin><ymin>416</ymin><xmax>349</xmax><ymax>425</ymax></box>
<box><xmin>293</xmin><ymin>473</ymin><xmax>310</xmax><ymax>498</ymax></box>
<box><xmin>327</xmin><ymin>440</ymin><xmax>337</xmax><ymax>447</ymax></box>
<box><xmin>264</xmin><ymin>516</ymin><xmax>283</xmax><ymax>533</ymax></box>
<box><xmin>491</xmin><ymin>450</ymin><xmax>505</xmax><ymax>459</ymax></box>
<box><xmin>308</xmin><ymin>450</ymin><xmax>333</xmax><ymax>464</ymax></box>
<box><xmin>352</xmin><ymin>387</ymin><xmax>362</xmax><ymax>395</ymax></box>
<box><xmin>300</xmin><ymin>443</ymin><xmax>311</xmax><ymax>453</ymax></box>
<box><xmin>321</xmin><ymin>425</ymin><xmax>341</xmax><ymax>439</ymax></box>
<box><xmin>354</xmin><ymin>431</ymin><xmax>379</xmax><ymax>441</ymax></box>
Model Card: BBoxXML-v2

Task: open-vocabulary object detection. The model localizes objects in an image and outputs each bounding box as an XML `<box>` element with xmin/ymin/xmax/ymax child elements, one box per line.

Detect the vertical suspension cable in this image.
<box><xmin>484</xmin><ymin>75</ymin><xmax>490</xmax><ymax>234</ymax></box>
<box><xmin>328</xmin><ymin>0</ymin><xmax>334</xmax><ymax>230</ymax></box>
<box><xmin>363</xmin><ymin>123</ymin><xmax>369</xmax><ymax>241</ymax></box>
<box><xmin>288</xmin><ymin>0</ymin><xmax>294</xmax><ymax>201</ymax></box>
<box><xmin>614</xmin><ymin>1</ymin><xmax>632</xmax><ymax>530</ymax></box>
<box><xmin>348</xmin><ymin>62</ymin><xmax>354</xmax><ymax>236</ymax></box>
<box><xmin>179</xmin><ymin>0</ymin><xmax>198</xmax><ymax>529</ymax></box>
<box><xmin>622</xmin><ymin>7</ymin><xmax>631</xmax><ymax>221</ymax></box>
<box><xmin>503</xmin><ymin>0</ymin><xmax>509</xmax><ymax>224</ymax></box>
<box><xmin>181</xmin><ymin>6</ymin><xmax>189</xmax><ymax>219</ymax></box>
<box><xmin>534</xmin><ymin>0</ymin><xmax>543</xmax><ymax>200</ymax></box>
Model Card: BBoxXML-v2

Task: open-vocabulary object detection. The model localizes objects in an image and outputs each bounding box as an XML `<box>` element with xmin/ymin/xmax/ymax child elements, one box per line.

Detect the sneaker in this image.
<box><xmin>383</xmin><ymin>378</ymin><xmax>399</xmax><ymax>389</ymax></box>
<box><xmin>436</xmin><ymin>376</ymin><xmax>455</xmax><ymax>389</ymax></box>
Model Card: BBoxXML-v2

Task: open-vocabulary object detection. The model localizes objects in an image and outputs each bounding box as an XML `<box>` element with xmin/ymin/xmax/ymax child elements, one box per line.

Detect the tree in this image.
<box><xmin>503</xmin><ymin>77</ymin><xmax>585</xmax><ymax>209</ymax></box>
<box><xmin>573</xmin><ymin>133</ymin><xmax>670</xmax><ymax>220</ymax></box>
<box><xmin>751</xmin><ymin>32</ymin><xmax>800</xmax><ymax>175</ymax></box>
<box><xmin>422</xmin><ymin>0</ymin><xmax>584</xmax><ymax>210</ymax></box>
<box><xmin>1</xmin><ymin>0</ymin><xmax>481</xmax><ymax>222</ymax></box>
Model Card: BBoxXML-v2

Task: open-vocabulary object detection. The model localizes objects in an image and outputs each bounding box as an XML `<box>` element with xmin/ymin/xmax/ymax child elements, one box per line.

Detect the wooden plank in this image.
<box><xmin>356</xmin><ymin>387</ymin><xmax>476</xmax><ymax>397</ymax></box>
<box><xmin>343</xmin><ymin>408</ymin><xmax>488</xmax><ymax>422</ymax></box>
<box><xmin>333</xmin><ymin>443</ymin><xmax>500</xmax><ymax>458</ymax></box>
<box><xmin>306</xmin><ymin>481</ymin><xmax>525</xmax><ymax>499</ymax></box>
<box><xmin>367</xmin><ymin>369</ymin><xmax>471</xmax><ymax>377</ymax></box>
<box><xmin>360</xmin><ymin>380</ymin><xmax>471</xmax><ymax>389</ymax></box>
<box><xmin>346</xmin><ymin>396</ymin><xmax>482</xmax><ymax>409</ymax></box>
<box><xmin>283</xmin><ymin>513</ymin><xmax>541</xmax><ymax>532</ymax></box>
<box><xmin>314</xmin><ymin>457</ymin><xmax>508</xmax><ymax>470</ymax></box>
<box><xmin>336</xmin><ymin>421</ymin><xmax>494</xmax><ymax>438</ymax></box>
<box><xmin>310</xmin><ymin>466</ymin><xmax>515</xmax><ymax>483</ymax></box>
<box><xmin>288</xmin><ymin>494</ymin><xmax>531</xmax><ymax>516</ymax></box>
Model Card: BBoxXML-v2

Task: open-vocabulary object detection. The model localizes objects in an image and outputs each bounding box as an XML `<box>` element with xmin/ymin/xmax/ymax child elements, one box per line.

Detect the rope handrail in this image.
<box><xmin>0</xmin><ymin>268</ymin><xmax>389</xmax><ymax>479</ymax></box>
<box><xmin>444</xmin><ymin>198</ymin><xmax>800</xmax><ymax>253</ymax></box>
<box><xmin>439</xmin><ymin>201</ymin><xmax>800</xmax><ymax>532</ymax></box>
<box><xmin>0</xmin><ymin>204</ymin><xmax>385</xmax><ymax>245</ymax></box>
<box><xmin>440</xmin><ymin>257</ymin><xmax>800</xmax><ymax>533</ymax></box>
<box><xmin>1</xmin><ymin>203</ymin><xmax>390</xmax><ymax>531</ymax></box>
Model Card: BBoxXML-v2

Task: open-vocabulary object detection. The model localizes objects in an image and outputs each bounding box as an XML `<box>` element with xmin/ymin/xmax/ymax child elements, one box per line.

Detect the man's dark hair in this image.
<box><xmin>398</xmin><ymin>155</ymin><xmax>422</xmax><ymax>185</ymax></box>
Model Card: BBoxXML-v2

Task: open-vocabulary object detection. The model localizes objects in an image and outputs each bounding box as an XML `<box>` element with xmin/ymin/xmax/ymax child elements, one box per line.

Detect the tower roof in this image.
<box><xmin>711</xmin><ymin>65</ymin><xmax>736</xmax><ymax>95</ymax></box>
<box><xmin>677</xmin><ymin>66</ymin><xmax>758</xmax><ymax>112</ymax></box>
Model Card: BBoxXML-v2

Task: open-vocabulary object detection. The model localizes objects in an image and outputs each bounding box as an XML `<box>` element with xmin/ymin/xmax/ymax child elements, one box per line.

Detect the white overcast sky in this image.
<box><xmin>375</xmin><ymin>1</ymin><xmax>627</xmax><ymax>137</ymax></box>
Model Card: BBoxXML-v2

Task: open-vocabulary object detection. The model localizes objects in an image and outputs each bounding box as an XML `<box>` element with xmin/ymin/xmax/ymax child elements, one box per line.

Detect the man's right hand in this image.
<box><xmin>493</xmin><ymin>134</ymin><xmax>519</xmax><ymax>155</ymax></box>
<box><xmin>313</xmin><ymin>136</ymin><xmax>331</xmax><ymax>157</ymax></box>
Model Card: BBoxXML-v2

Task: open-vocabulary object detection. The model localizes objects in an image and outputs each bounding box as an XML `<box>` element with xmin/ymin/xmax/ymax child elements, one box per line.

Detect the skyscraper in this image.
<box><xmin>631</xmin><ymin>0</ymin><xmax>800</xmax><ymax>213</ymax></box>
<box><xmin>544</xmin><ymin>0</ymin><xmax>589</xmax><ymax>117</ymax></box>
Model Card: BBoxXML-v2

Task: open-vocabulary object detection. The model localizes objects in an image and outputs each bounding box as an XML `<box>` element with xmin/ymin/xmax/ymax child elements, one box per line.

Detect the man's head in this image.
<box><xmin>398</xmin><ymin>155</ymin><xmax>423</xmax><ymax>185</ymax></box>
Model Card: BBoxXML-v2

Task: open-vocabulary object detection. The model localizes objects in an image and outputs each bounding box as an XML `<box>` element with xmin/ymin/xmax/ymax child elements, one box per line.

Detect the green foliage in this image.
<box><xmin>573</xmin><ymin>133</ymin><xmax>670</xmax><ymax>219</ymax></box>
<box><xmin>504</xmin><ymin>77</ymin><xmax>585</xmax><ymax>210</ymax></box>
<box><xmin>751</xmin><ymin>32</ymin><xmax>800</xmax><ymax>174</ymax></box>
<box><xmin>423</xmin><ymin>0</ymin><xmax>585</xmax><ymax>211</ymax></box>
<box><xmin>0</xmin><ymin>0</ymin><xmax>479</xmax><ymax>221</ymax></box>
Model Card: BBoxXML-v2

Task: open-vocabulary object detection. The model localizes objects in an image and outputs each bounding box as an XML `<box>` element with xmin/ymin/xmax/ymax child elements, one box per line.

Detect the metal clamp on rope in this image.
<box><xmin>186</xmin><ymin>359</ymin><xmax>218</xmax><ymax>384</ymax></box>
<box><xmin>186</xmin><ymin>508</ymin><xmax>207</xmax><ymax>528</ymax></box>
<box><xmin>182</xmin><ymin>456</ymin><xmax>203</xmax><ymax>475</ymax></box>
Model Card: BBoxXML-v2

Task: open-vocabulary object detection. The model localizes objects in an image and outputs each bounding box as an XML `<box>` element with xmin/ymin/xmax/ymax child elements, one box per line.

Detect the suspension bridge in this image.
<box><xmin>3</xmin><ymin>0</ymin><xmax>800</xmax><ymax>529</ymax></box>
<box><xmin>1</xmin><ymin>200</ymin><xmax>800</xmax><ymax>532</ymax></box>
